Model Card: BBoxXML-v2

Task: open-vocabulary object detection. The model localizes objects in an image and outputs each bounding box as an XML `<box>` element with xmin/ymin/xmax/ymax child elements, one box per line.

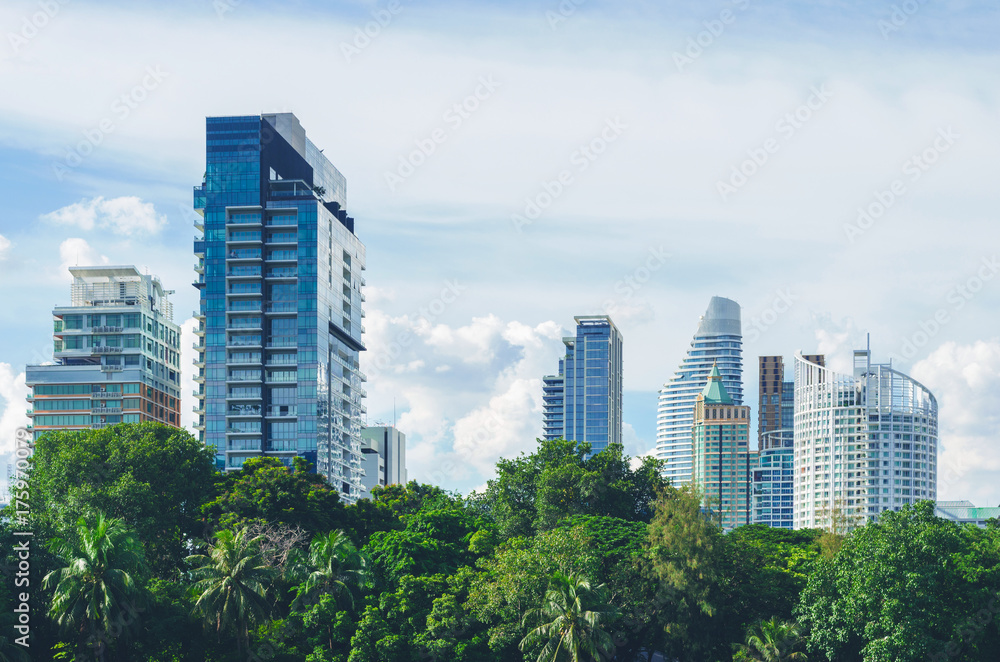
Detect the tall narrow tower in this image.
<box><xmin>542</xmin><ymin>315</ymin><xmax>624</xmax><ymax>457</ymax></box>
<box><xmin>655</xmin><ymin>296</ymin><xmax>743</xmax><ymax>485</ymax></box>
<box><xmin>192</xmin><ymin>113</ymin><xmax>367</xmax><ymax>503</ymax></box>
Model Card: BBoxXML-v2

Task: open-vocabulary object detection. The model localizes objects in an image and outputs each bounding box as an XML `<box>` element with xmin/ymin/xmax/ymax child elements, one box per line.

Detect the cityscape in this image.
<box><xmin>1</xmin><ymin>1</ymin><xmax>999</xmax><ymax>660</ymax></box>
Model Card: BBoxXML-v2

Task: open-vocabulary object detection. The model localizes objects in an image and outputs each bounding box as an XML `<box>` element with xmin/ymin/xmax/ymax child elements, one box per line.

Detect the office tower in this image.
<box><xmin>752</xmin><ymin>354</ymin><xmax>824</xmax><ymax>528</ymax></box>
<box><xmin>691</xmin><ymin>363</ymin><xmax>751</xmax><ymax>531</ymax></box>
<box><xmin>192</xmin><ymin>113</ymin><xmax>367</xmax><ymax>503</ymax></box>
<box><xmin>26</xmin><ymin>266</ymin><xmax>181</xmax><ymax>439</ymax></box>
<box><xmin>656</xmin><ymin>296</ymin><xmax>743</xmax><ymax>485</ymax></box>
<box><xmin>360</xmin><ymin>426</ymin><xmax>407</xmax><ymax>494</ymax></box>
<box><xmin>793</xmin><ymin>347</ymin><xmax>938</xmax><ymax>530</ymax></box>
<box><xmin>541</xmin><ymin>315</ymin><xmax>623</xmax><ymax>456</ymax></box>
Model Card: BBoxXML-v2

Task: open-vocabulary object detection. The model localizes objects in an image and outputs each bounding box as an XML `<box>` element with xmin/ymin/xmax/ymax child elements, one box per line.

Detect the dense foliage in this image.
<box><xmin>3</xmin><ymin>423</ymin><xmax>1000</xmax><ymax>661</ymax></box>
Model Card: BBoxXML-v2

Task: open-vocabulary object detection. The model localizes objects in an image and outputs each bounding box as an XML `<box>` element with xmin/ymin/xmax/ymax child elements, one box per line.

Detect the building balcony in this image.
<box><xmin>194</xmin><ymin>325</ymin><xmax>205</xmax><ymax>337</ymax></box>
<box><xmin>265</xmin><ymin>302</ymin><xmax>296</xmax><ymax>314</ymax></box>
<box><xmin>91</xmin><ymin>407</ymin><xmax>122</xmax><ymax>415</ymax></box>
<box><xmin>228</xmin><ymin>406</ymin><xmax>262</xmax><ymax>417</ymax></box>
<box><xmin>265</xmin><ymin>251</ymin><xmax>297</xmax><ymax>262</ymax></box>
<box><xmin>265</xmin><ymin>269</ymin><xmax>297</xmax><ymax>280</ymax></box>
<box><xmin>226</xmin><ymin>392</ymin><xmax>262</xmax><ymax>401</ymax></box>
<box><xmin>91</xmin><ymin>423</ymin><xmax>111</xmax><ymax>430</ymax></box>
<box><xmin>194</xmin><ymin>261</ymin><xmax>204</xmax><ymax>275</ymax></box>
<box><xmin>92</xmin><ymin>346</ymin><xmax>124</xmax><ymax>354</ymax></box>
<box><xmin>91</xmin><ymin>390</ymin><xmax>122</xmax><ymax>400</ymax></box>
<box><xmin>25</xmin><ymin>408</ymin><xmax>33</xmax><ymax>416</ymax></box>
<box><xmin>226</xmin><ymin>267</ymin><xmax>263</xmax><ymax>279</ymax></box>
<box><xmin>227</xmin><ymin>427</ymin><xmax>263</xmax><ymax>435</ymax></box>
<box><xmin>25</xmin><ymin>394</ymin><xmax>33</xmax><ymax>402</ymax></box>
<box><xmin>193</xmin><ymin>341</ymin><xmax>205</xmax><ymax>352</ymax></box>
<box><xmin>192</xmin><ymin>404</ymin><xmax>205</xmax><ymax>415</ymax></box>
<box><xmin>194</xmin><ymin>374</ymin><xmax>205</xmax><ymax>384</ymax></box>
<box><xmin>227</xmin><ymin>249</ymin><xmax>263</xmax><ymax>261</ymax></box>
<box><xmin>100</xmin><ymin>365</ymin><xmax>123</xmax><ymax>373</ymax></box>
<box><xmin>92</xmin><ymin>326</ymin><xmax>124</xmax><ymax>334</ymax></box>
<box><xmin>192</xmin><ymin>389</ymin><xmax>204</xmax><ymax>398</ymax></box>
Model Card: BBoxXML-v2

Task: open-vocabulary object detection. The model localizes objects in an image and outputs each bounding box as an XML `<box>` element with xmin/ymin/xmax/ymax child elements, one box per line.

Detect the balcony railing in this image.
<box><xmin>92</xmin><ymin>326</ymin><xmax>124</xmax><ymax>334</ymax></box>
<box><xmin>92</xmin><ymin>346</ymin><xmax>123</xmax><ymax>354</ymax></box>
<box><xmin>91</xmin><ymin>407</ymin><xmax>123</xmax><ymax>414</ymax></box>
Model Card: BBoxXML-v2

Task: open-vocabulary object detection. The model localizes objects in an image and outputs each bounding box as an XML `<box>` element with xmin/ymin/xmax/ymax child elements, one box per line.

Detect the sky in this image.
<box><xmin>1</xmin><ymin>0</ymin><xmax>999</xmax><ymax>504</ymax></box>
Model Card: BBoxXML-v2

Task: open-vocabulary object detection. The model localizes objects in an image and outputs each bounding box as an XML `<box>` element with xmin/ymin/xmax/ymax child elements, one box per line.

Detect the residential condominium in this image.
<box><xmin>793</xmin><ymin>348</ymin><xmax>938</xmax><ymax>530</ymax></box>
<box><xmin>26</xmin><ymin>266</ymin><xmax>182</xmax><ymax>439</ymax></box>
<box><xmin>542</xmin><ymin>315</ymin><xmax>624</xmax><ymax>457</ymax></box>
<box><xmin>192</xmin><ymin>113</ymin><xmax>367</xmax><ymax>502</ymax></box>
<box><xmin>360</xmin><ymin>425</ymin><xmax>407</xmax><ymax>494</ymax></box>
<box><xmin>656</xmin><ymin>296</ymin><xmax>744</xmax><ymax>485</ymax></box>
<box><xmin>752</xmin><ymin>354</ymin><xmax>824</xmax><ymax>529</ymax></box>
<box><xmin>691</xmin><ymin>363</ymin><xmax>751</xmax><ymax>531</ymax></box>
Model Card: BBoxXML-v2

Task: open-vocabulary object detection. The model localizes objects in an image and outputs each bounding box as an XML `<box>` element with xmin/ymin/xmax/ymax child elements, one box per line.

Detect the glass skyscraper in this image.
<box><xmin>192</xmin><ymin>113</ymin><xmax>367</xmax><ymax>502</ymax></box>
<box><xmin>656</xmin><ymin>296</ymin><xmax>743</xmax><ymax>485</ymax></box>
<box><xmin>542</xmin><ymin>315</ymin><xmax>623</xmax><ymax>456</ymax></box>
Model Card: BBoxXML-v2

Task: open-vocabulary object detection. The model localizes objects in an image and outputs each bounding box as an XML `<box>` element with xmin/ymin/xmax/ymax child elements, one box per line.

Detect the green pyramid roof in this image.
<box><xmin>701</xmin><ymin>363</ymin><xmax>733</xmax><ymax>404</ymax></box>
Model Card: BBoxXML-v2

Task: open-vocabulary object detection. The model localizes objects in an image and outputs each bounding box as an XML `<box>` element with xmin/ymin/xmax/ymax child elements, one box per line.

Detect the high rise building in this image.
<box><xmin>793</xmin><ymin>347</ymin><xmax>938</xmax><ymax>530</ymax></box>
<box><xmin>26</xmin><ymin>266</ymin><xmax>182</xmax><ymax>439</ymax></box>
<box><xmin>752</xmin><ymin>354</ymin><xmax>824</xmax><ymax>529</ymax></box>
<box><xmin>360</xmin><ymin>425</ymin><xmax>407</xmax><ymax>494</ymax></box>
<box><xmin>541</xmin><ymin>315</ymin><xmax>623</xmax><ymax>456</ymax></box>
<box><xmin>656</xmin><ymin>296</ymin><xmax>743</xmax><ymax>485</ymax></box>
<box><xmin>691</xmin><ymin>363</ymin><xmax>751</xmax><ymax>531</ymax></box>
<box><xmin>192</xmin><ymin>113</ymin><xmax>367</xmax><ymax>502</ymax></box>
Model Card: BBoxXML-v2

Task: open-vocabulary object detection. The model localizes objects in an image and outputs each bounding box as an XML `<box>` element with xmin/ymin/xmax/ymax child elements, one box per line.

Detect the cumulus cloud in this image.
<box><xmin>58</xmin><ymin>238</ymin><xmax>109</xmax><ymax>281</ymax></box>
<box><xmin>362</xmin><ymin>312</ymin><xmax>565</xmax><ymax>490</ymax></box>
<box><xmin>0</xmin><ymin>234</ymin><xmax>10</xmax><ymax>260</ymax></box>
<box><xmin>0</xmin><ymin>363</ymin><xmax>29</xmax><ymax>456</ymax></box>
<box><xmin>42</xmin><ymin>196</ymin><xmax>167</xmax><ymax>236</ymax></box>
<box><xmin>911</xmin><ymin>340</ymin><xmax>1000</xmax><ymax>507</ymax></box>
<box><xmin>810</xmin><ymin>312</ymin><xmax>866</xmax><ymax>374</ymax></box>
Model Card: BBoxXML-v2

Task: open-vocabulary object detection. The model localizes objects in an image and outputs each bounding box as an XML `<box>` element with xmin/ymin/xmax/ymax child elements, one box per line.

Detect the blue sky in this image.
<box><xmin>1</xmin><ymin>0</ymin><xmax>999</xmax><ymax>502</ymax></box>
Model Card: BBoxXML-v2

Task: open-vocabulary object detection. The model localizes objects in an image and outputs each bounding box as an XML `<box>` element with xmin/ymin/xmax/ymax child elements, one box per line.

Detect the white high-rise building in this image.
<box><xmin>656</xmin><ymin>297</ymin><xmax>743</xmax><ymax>485</ymax></box>
<box><xmin>793</xmin><ymin>348</ymin><xmax>938</xmax><ymax>530</ymax></box>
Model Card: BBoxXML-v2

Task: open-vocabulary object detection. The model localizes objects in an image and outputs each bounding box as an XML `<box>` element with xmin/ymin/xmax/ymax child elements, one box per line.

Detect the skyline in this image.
<box><xmin>1</xmin><ymin>0</ymin><xmax>999</xmax><ymax>505</ymax></box>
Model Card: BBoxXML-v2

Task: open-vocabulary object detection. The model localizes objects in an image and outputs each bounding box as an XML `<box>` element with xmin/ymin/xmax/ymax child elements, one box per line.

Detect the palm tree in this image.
<box><xmin>187</xmin><ymin>526</ymin><xmax>275</xmax><ymax>654</ymax></box>
<box><xmin>519</xmin><ymin>570</ymin><xmax>620</xmax><ymax>662</ymax></box>
<box><xmin>733</xmin><ymin>617</ymin><xmax>809</xmax><ymax>661</ymax></box>
<box><xmin>42</xmin><ymin>513</ymin><xmax>146</xmax><ymax>659</ymax></box>
<box><xmin>290</xmin><ymin>530</ymin><xmax>366</xmax><ymax>610</ymax></box>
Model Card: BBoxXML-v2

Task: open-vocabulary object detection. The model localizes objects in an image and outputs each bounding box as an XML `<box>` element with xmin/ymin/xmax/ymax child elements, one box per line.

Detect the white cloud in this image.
<box><xmin>0</xmin><ymin>234</ymin><xmax>10</xmax><ymax>260</ymax></box>
<box><xmin>0</xmin><ymin>363</ymin><xmax>29</xmax><ymax>456</ymax></box>
<box><xmin>42</xmin><ymin>197</ymin><xmax>167</xmax><ymax>236</ymax></box>
<box><xmin>362</xmin><ymin>312</ymin><xmax>565</xmax><ymax>490</ymax></box>
<box><xmin>911</xmin><ymin>340</ymin><xmax>1000</xmax><ymax>507</ymax></box>
<box><xmin>57</xmin><ymin>238</ymin><xmax>109</xmax><ymax>281</ymax></box>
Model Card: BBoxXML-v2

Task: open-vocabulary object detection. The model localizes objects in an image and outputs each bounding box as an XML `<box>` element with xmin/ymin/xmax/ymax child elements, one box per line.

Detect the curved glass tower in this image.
<box><xmin>656</xmin><ymin>296</ymin><xmax>743</xmax><ymax>485</ymax></box>
<box><xmin>793</xmin><ymin>349</ymin><xmax>937</xmax><ymax>530</ymax></box>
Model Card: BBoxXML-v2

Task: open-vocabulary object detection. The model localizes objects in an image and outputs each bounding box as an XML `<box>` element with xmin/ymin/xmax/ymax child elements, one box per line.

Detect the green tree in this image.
<box><xmin>797</xmin><ymin>501</ymin><xmax>1000</xmax><ymax>662</ymax></box>
<box><xmin>42</xmin><ymin>512</ymin><xmax>147</xmax><ymax>659</ymax></box>
<box><xmin>519</xmin><ymin>571</ymin><xmax>620</xmax><ymax>662</ymax></box>
<box><xmin>292</xmin><ymin>530</ymin><xmax>366</xmax><ymax>609</ymax></box>
<box><xmin>202</xmin><ymin>456</ymin><xmax>346</xmax><ymax>538</ymax></box>
<box><xmin>733</xmin><ymin>617</ymin><xmax>808</xmax><ymax>661</ymax></box>
<box><xmin>187</xmin><ymin>526</ymin><xmax>275</xmax><ymax>655</ymax></box>
<box><xmin>25</xmin><ymin>423</ymin><xmax>216</xmax><ymax>575</ymax></box>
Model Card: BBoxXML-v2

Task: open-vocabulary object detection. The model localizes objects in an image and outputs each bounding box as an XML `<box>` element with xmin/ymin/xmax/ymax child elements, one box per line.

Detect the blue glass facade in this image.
<box><xmin>541</xmin><ymin>316</ymin><xmax>623</xmax><ymax>456</ymax></box>
<box><xmin>193</xmin><ymin>113</ymin><xmax>367</xmax><ymax>502</ymax></box>
<box><xmin>751</xmin><ymin>430</ymin><xmax>795</xmax><ymax>529</ymax></box>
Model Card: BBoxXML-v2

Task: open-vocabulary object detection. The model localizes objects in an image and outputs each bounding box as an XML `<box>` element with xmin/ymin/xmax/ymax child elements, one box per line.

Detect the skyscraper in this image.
<box><xmin>360</xmin><ymin>425</ymin><xmax>407</xmax><ymax>494</ymax></box>
<box><xmin>26</xmin><ymin>266</ymin><xmax>181</xmax><ymax>439</ymax></box>
<box><xmin>691</xmin><ymin>363</ymin><xmax>751</xmax><ymax>531</ymax></box>
<box><xmin>541</xmin><ymin>315</ymin><xmax>623</xmax><ymax>456</ymax></box>
<box><xmin>793</xmin><ymin>347</ymin><xmax>938</xmax><ymax>530</ymax></box>
<box><xmin>752</xmin><ymin>354</ymin><xmax>824</xmax><ymax>529</ymax></box>
<box><xmin>656</xmin><ymin>296</ymin><xmax>743</xmax><ymax>485</ymax></box>
<box><xmin>192</xmin><ymin>113</ymin><xmax>367</xmax><ymax>502</ymax></box>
